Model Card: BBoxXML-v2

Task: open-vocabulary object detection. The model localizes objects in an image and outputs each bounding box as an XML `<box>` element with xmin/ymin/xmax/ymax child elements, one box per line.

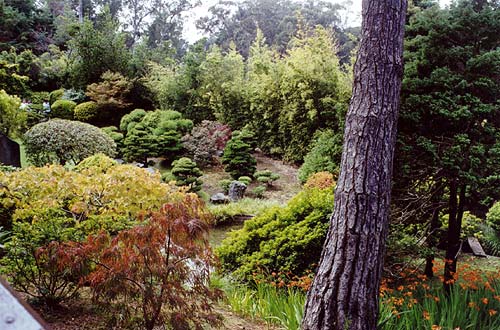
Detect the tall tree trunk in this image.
<box><xmin>301</xmin><ymin>0</ymin><xmax>407</xmax><ymax>329</ymax></box>
<box><xmin>443</xmin><ymin>182</ymin><xmax>466</xmax><ymax>294</ymax></box>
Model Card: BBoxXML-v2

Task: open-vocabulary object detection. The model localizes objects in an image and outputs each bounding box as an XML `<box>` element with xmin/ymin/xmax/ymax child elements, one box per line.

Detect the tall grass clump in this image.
<box><xmin>208</xmin><ymin>198</ymin><xmax>282</xmax><ymax>225</ymax></box>
<box><xmin>220</xmin><ymin>278</ymin><xmax>306</xmax><ymax>330</ymax></box>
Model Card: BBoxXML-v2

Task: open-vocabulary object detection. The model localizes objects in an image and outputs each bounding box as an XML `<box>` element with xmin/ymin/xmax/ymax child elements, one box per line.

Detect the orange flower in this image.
<box><xmin>482</xmin><ymin>298</ymin><xmax>489</xmax><ymax>305</ymax></box>
<box><xmin>469</xmin><ymin>301</ymin><xmax>477</xmax><ymax>308</ymax></box>
<box><xmin>431</xmin><ymin>325</ymin><xmax>442</xmax><ymax>330</ymax></box>
<box><xmin>489</xmin><ymin>309</ymin><xmax>497</xmax><ymax>316</ymax></box>
<box><xmin>423</xmin><ymin>310</ymin><xmax>430</xmax><ymax>320</ymax></box>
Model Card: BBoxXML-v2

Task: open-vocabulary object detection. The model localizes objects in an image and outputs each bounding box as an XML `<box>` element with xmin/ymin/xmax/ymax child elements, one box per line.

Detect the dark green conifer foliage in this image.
<box><xmin>222</xmin><ymin>130</ymin><xmax>256</xmax><ymax>179</ymax></box>
<box><xmin>170</xmin><ymin>157</ymin><xmax>203</xmax><ymax>193</ymax></box>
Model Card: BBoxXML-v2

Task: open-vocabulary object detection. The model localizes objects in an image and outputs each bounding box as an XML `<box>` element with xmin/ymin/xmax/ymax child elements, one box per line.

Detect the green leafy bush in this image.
<box><xmin>169</xmin><ymin>157</ymin><xmax>203</xmax><ymax>193</ymax></box>
<box><xmin>121</xmin><ymin>109</ymin><xmax>193</xmax><ymax>165</ymax></box>
<box><xmin>50</xmin><ymin>99</ymin><xmax>76</xmax><ymax>119</ymax></box>
<box><xmin>237</xmin><ymin>176</ymin><xmax>252</xmax><ymax>185</ymax></box>
<box><xmin>251</xmin><ymin>185</ymin><xmax>266</xmax><ymax>198</ymax></box>
<box><xmin>74</xmin><ymin>101</ymin><xmax>98</xmax><ymax>122</ymax></box>
<box><xmin>222</xmin><ymin>131</ymin><xmax>256</xmax><ymax>179</ymax></box>
<box><xmin>0</xmin><ymin>89</ymin><xmax>25</xmax><ymax>138</ymax></box>
<box><xmin>486</xmin><ymin>201</ymin><xmax>500</xmax><ymax>232</ymax></box>
<box><xmin>254</xmin><ymin>170</ymin><xmax>280</xmax><ymax>187</ymax></box>
<box><xmin>181</xmin><ymin>120</ymin><xmax>232</xmax><ymax>167</ymax></box>
<box><xmin>49</xmin><ymin>88</ymin><xmax>64</xmax><ymax>105</ymax></box>
<box><xmin>219</xmin><ymin>179</ymin><xmax>232</xmax><ymax>193</ymax></box>
<box><xmin>0</xmin><ymin>161</ymin><xmax>185</xmax><ymax>304</ymax></box>
<box><xmin>216</xmin><ymin>187</ymin><xmax>334</xmax><ymax>281</ymax></box>
<box><xmin>62</xmin><ymin>89</ymin><xmax>86</xmax><ymax>103</ymax></box>
<box><xmin>24</xmin><ymin>119</ymin><xmax>116</xmax><ymax>166</ymax></box>
<box><xmin>298</xmin><ymin>129</ymin><xmax>342</xmax><ymax>183</ymax></box>
<box><xmin>101</xmin><ymin>126</ymin><xmax>124</xmax><ymax>155</ymax></box>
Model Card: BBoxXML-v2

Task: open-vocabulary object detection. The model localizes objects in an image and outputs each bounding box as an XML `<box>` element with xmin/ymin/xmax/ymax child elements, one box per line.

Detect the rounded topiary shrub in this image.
<box><xmin>74</xmin><ymin>101</ymin><xmax>98</xmax><ymax>122</ymax></box>
<box><xmin>50</xmin><ymin>99</ymin><xmax>76</xmax><ymax>119</ymax></box>
<box><xmin>75</xmin><ymin>153</ymin><xmax>117</xmax><ymax>174</ymax></box>
<box><xmin>49</xmin><ymin>88</ymin><xmax>64</xmax><ymax>105</ymax></box>
<box><xmin>24</xmin><ymin>119</ymin><xmax>116</xmax><ymax>166</ymax></box>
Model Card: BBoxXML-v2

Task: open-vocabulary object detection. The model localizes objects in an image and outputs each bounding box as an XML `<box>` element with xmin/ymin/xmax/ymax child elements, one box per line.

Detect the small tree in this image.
<box><xmin>254</xmin><ymin>170</ymin><xmax>280</xmax><ymax>187</ymax></box>
<box><xmin>169</xmin><ymin>157</ymin><xmax>203</xmax><ymax>193</ymax></box>
<box><xmin>221</xmin><ymin>130</ymin><xmax>256</xmax><ymax>179</ymax></box>
<box><xmin>181</xmin><ymin>120</ymin><xmax>232</xmax><ymax>167</ymax></box>
<box><xmin>86</xmin><ymin>71</ymin><xmax>133</xmax><ymax>125</ymax></box>
<box><xmin>79</xmin><ymin>196</ymin><xmax>223</xmax><ymax>330</ymax></box>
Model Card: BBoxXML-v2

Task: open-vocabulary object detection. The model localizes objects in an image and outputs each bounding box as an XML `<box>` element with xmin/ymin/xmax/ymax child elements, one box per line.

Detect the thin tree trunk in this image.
<box><xmin>424</xmin><ymin>206</ymin><xmax>441</xmax><ymax>278</ymax></box>
<box><xmin>443</xmin><ymin>182</ymin><xmax>465</xmax><ymax>294</ymax></box>
<box><xmin>301</xmin><ymin>0</ymin><xmax>407</xmax><ymax>329</ymax></box>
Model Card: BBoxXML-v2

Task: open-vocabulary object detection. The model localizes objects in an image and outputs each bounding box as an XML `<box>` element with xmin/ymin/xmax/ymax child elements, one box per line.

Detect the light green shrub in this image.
<box><xmin>50</xmin><ymin>99</ymin><xmax>76</xmax><ymax>119</ymax></box>
<box><xmin>216</xmin><ymin>186</ymin><xmax>334</xmax><ymax>280</ymax></box>
<box><xmin>74</xmin><ymin>101</ymin><xmax>98</xmax><ymax>122</ymax></box>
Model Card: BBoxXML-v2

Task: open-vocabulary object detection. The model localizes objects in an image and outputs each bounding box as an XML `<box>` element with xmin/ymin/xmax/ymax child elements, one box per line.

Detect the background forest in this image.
<box><xmin>0</xmin><ymin>0</ymin><xmax>499</xmax><ymax>329</ymax></box>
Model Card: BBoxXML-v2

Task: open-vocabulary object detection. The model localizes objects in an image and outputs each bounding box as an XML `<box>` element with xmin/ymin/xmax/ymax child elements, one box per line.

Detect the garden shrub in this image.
<box><xmin>168</xmin><ymin>157</ymin><xmax>203</xmax><ymax>193</ymax></box>
<box><xmin>24</xmin><ymin>119</ymin><xmax>116</xmax><ymax>166</ymax></box>
<box><xmin>304</xmin><ymin>171</ymin><xmax>336</xmax><ymax>190</ymax></box>
<box><xmin>121</xmin><ymin>110</ymin><xmax>192</xmax><ymax>165</ymax></box>
<box><xmin>216</xmin><ymin>186</ymin><xmax>334</xmax><ymax>281</ymax></box>
<box><xmin>49</xmin><ymin>88</ymin><xmax>64</xmax><ymax>105</ymax></box>
<box><xmin>101</xmin><ymin>126</ymin><xmax>124</xmax><ymax>155</ymax></box>
<box><xmin>71</xmin><ymin>195</ymin><xmax>223</xmax><ymax>330</ymax></box>
<box><xmin>254</xmin><ymin>170</ymin><xmax>280</xmax><ymax>187</ymax></box>
<box><xmin>0</xmin><ymin>89</ymin><xmax>25</xmax><ymax>138</ymax></box>
<box><xmin>74</xmin><ymin>101</ymin><xmax>98</xmax><ymax>122</ymax></box>
<box><xmin>62</xmin><ymin>89</ymin><xmax>86</xmax><ymax>103</ymax></box>
<box><xmin>298</xmin><ymin>129</ymin><xmax>342</xmax><ymax>183</ymax></box>
<box><xmin>74</xmin><ymin>153</ymin><xmax>117</xmax><ymax>173</ymax></box>
<box><xmin>50</xmin><ymin>99</ymin><xmax>76</xmax><ymax>119</ymax></box>
<box><xmin>181</xmin><ymin>120</ymin><xmax>232</xmax><ymax>167</ymax></box>
<box><xmin>222</xmin><ymin>130</ymin><xmax>256</xmax><ymax>179</ymax></box>
<box><xmin>251</xmin><ymin>185</ymin><xmax>266</xmax><ymax>198</ymax></box>
<box><xmin>486</xmin><ymin>201</ymin><xmax>500</xmax><ymax>232</ymax></box>
<box><xmin>0</xmin><ymin>161</ymin><xmax>184</xmax><ymax>304</ymax></box>
<box><xmin>237</xmin><ymin>176</ymin><xmax>252</xmax><ymax>185</ymax></box>
<box><xmin>219</xmin><ymin>179</ymin><xmax>232</xmax><ymax>193</ymax></box>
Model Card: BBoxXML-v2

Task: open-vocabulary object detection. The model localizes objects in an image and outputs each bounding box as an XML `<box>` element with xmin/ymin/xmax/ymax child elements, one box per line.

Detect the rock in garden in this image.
<box><xmin>228</xmin><ymin>181</ymin><xmax>247</xmax><ymax>201</ymax></box>
<box><xmin>0</xmin><ymin>133</ymin><xmax>21</xmax><ymax>167</ymax></box>
<box><xmin>210</xmin><ymin>193</ymin><xmax>229</xmax><ymax>204</ymax></box>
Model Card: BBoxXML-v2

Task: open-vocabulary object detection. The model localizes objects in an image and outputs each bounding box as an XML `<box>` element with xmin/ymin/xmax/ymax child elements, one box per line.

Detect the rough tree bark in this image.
<box><xmin>301</xmin><ymin>0</ymin><xmax>407</xmax><ymax>329</ymax></box>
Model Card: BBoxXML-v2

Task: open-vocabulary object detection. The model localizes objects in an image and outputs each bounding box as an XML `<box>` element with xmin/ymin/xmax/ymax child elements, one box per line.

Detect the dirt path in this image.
<box><xmin>201</xmin><ymin>152</ymin><xmax>302</xmax><ymax>204</ymax></box>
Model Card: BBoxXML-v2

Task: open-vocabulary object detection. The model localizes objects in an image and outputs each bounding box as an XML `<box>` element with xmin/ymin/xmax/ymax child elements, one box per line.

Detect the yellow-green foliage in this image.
<box><xmin>487</xmin><ymin>201</ymin><xmax>500</xmax><ymax>232</ymax></box>
<box><xmin>216</xmin><ymin>187</ymin><xmax>333</xmax><ymax>280</ymax></box>
<box><xmin>0</xmin><ymin>89</ymin><xmax>25</xmax><ymax>138</ymax></box>
<box><xmin>74</xmin><ymin>101</ymin><xmax>98</xmax><ymax>122</ymax></box>
<box><xmin>50</xmin><ymin>99</ymin><xmax>76</xmax><ymax>119</ymax></box>
<box><xmin>0</xmin><ymin>158</ymin><xmax>181</xmax><ymax>235</ymax></box>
